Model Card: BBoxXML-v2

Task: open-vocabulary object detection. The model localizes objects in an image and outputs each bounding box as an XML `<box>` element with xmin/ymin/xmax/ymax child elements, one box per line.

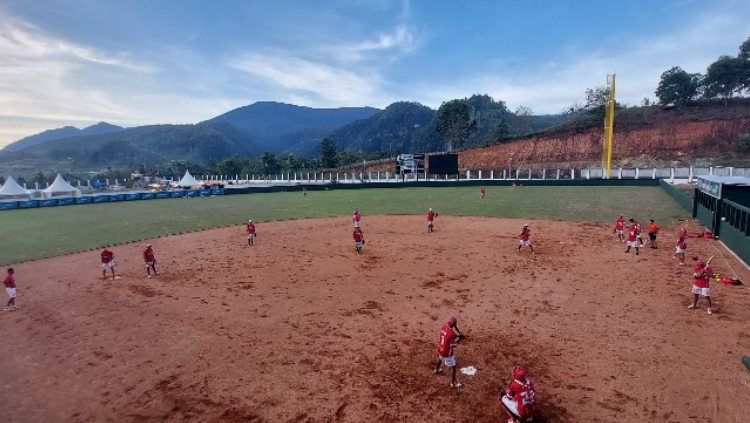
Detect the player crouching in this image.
<box><xmin>434</xmin><ymin>316</ymin><xmax>465</xmax><ymax>388</ymax></box>
<box><xmin>688</xmin><ymin>257</ymin><xmax>713</xmax><ymax>315</ymax></box>
<box><xmin>517</xmin><ymin>224</ymin><xmax>534</xmax><ymax>255</ymax></box>
<box><xmin>501</xmin><ymin>365</ymin><xmax>536</xmax><ymax>423</ymax></box>
<box><xmin>353</xmin><ymin>227</ymin><xmax>365</xmax><ymax>255</ymax></box>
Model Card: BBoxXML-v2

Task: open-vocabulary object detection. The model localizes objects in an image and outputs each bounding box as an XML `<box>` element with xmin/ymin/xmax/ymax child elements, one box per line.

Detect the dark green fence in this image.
<box><xmin>659</xmin><ymin>180</ymin><xmax>693</xmax><ymax>211</ymax></box>
<box><xmin>718</xmin><ymin>199</ymin><xmax>750</xmax><ymax>265</ymax></box>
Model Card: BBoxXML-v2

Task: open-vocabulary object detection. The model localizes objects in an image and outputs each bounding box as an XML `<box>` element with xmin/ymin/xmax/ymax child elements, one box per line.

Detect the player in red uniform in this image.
<box><xmin>143</xmin><ymin>244</ymin><xmax>157</xmax><ymax>277</ymax></box>
<box><xmin>434</xmin><ymin>316</ymin><xmax>465</xmax><ymax>388</ymax></box>
<box><xmin>629</xmin><ymin>218</ymin><xmax>644</xmax><ymax>247</ymax></box>
<box><xmin>100</xmin><ymin>248</ymin><xmax>115</xmax><ymax>280</ymax></box>
<box><xmin>614</xmin><ymin>215</ymin><xmax>625</xmax><ymax>242</ymax></box>
<box><xmin>353</xmin><ymin>227</ymin><xmax>365</xmax><ymax>254</ymax></box>
<box><xmin>480</xmin><ymin>186</ymin><xmax>486</xmax><ymax>199</ymax></box>
<box><xmin>501</xmin><ymin>365</ymin><xmax>536</xmax><ymax>423</ymax></box>
<box><xmin>352</xmin><ymin>208</ymin><xmax>362</xmax><ymax>229</ymax></box>
<box><xmin>688</xmin><ymin>258</ymin><xmax>713</xmax><ymax>315</ymax></box>
<box><xmin>246</xmin><ymin>219</ymin><xmax>257</xmax><ymax>246</ymax></box>
<box><xmin>517</xmin><ymin>224</ymin><xmax>534</xmax><ymax>255</ymax></box>
<box><xmin>427</xmin><ymin>208</ymin><xmax>438</xmax><ymax>232</ymax></box>
<box><xmin>674</xmin><ymin>232</ymin><xmax>688</xmax><ymax>265</ymax></box>
<box><xmin>624</xmin><ymin>224</ymin><xmax>640</xmax><ymax>255</ymax></box>
<box><xmin>4</xmin><ymin>268</ymin><xmax>17</xmax><ymax>311</ymax></box>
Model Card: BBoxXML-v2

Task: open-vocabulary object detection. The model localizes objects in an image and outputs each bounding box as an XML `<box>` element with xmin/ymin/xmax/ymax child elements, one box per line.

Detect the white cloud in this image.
<box><xmin>411</xmin><ymin>11</ymin><xmax>749</xmax><ymax>113</ymax></box>
<box><xmin>230</xmin><ymin>53</ymin><xmax>389</xmax><ymax>107</ymax></box>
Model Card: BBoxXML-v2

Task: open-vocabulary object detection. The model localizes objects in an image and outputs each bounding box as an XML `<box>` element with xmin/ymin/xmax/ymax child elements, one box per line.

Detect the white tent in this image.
<box><xmin>175</xmin><ymin>170</ymin><xmax>201</xmax><ymax>188</ymax></box>
<box><xmin>43</xmin><ymin>174</ymin><xmax>81</xmax><ymax>198</ymax></box>
<box><xmin>0</xmin><ymin>176</ymin><xmax>30</xmax><ymax>198</ymax></box>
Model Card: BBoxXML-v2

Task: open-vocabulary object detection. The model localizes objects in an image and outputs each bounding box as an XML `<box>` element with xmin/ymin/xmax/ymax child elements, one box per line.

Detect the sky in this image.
<box><xmin>1</xmin><ymin>0</ymin><xmax>748</xmax><ymax>147</ymax></box>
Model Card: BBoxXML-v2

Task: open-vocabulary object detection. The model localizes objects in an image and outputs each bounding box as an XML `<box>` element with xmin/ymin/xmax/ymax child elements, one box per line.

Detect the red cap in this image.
<box><xmin>446</xmin><ymin>316</ymin><xmax>457</xmax><ymax>327</ymax></box>
<box><xmin>513</xmin><ymin>365</ymin><xmax>526</xmax><ymax>380</ymax></box>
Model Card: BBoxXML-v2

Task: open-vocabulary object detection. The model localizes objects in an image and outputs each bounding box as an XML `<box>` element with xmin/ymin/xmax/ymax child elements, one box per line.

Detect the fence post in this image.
<box><xmin>542</xmin><ymin>169</ymin><xmax>546</xmax><ymax>180</ymax></box>
<box><xmin>670</xmin><ymin>168</ymin><xmax>675</xmax><ymax>183</ymax></box>
<box><xmin>729</xmin><ymin>167</ymin><xmax>734</xmax><ymax>177</ymax></box>
<box><xmin>635</xmin><ymin>168</ymin><xmax>639</xmax><ymax>179</ymax></box>
<box><xmin>503</xmin><ymin>169</ymin><xmax>507</xmax><ymax>179</ymax></box>
<box><xmin>515</xmin><ymin>169</ymin><xmax>520</xmax><ymax>179</ymax></box>
<box><xmin>556</xmin><ymin>169</ymin><xmax>560</xmax><ymax>180</ymax></box>
<box><xmin>652</xmin><ymin>168</ymin><xmax>656</xmax><ymax>179</ymax></box>
<box><xmin>688</xmin><ymin>167</ymin><xmax>694</xmax><ymax>183</ymax></box>
<box><xmin>466</xmin><ymin>170</ymin><xmax>471</xmax><ymax>179</ymax></box>
<box><xmin>618</xmin><ymin>168</ymin><xmax>622</xmax><ymax>179</ymax></box>
<box><xmin>571</xmin><ymin>168</ymin><xmax>575</xmax><ymax>179</ymax></box>
<box><xmin>709</xmin><ymin>166</ymin><xmax>714</xmax><ymax>175</ymax></box>
<box><xmin>385</xmin><ymin>172</ymin><xmax>389</xmax><ymax>180</ymax></box>
<box><xmin>478</xmin><ymin>170</ymin><xmax>482</xmax><ymax>180</ymax></box>
<box><xmin>528</xmin><ymin>168</ymin><xmax>532</xmax><ymax>180</ymax></box>
<box><xmin>585</xmin><ymin>169</ymin><xmax>590</xmax><ymax>180</ymax></box>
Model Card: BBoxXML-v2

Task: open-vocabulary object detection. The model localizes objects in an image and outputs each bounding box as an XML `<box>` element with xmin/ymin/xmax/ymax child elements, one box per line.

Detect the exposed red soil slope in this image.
<box><xmin>1</xmin><ymin>216</ymin><xmax>749</xmax><ymax>422</ymax></box>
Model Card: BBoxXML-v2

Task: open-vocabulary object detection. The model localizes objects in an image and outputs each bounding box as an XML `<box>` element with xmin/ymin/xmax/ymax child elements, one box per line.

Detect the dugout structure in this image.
<box><xmin>693</xmin><ymin>176</ymin><xmax>750</xmax><ymax>264</ymax></box>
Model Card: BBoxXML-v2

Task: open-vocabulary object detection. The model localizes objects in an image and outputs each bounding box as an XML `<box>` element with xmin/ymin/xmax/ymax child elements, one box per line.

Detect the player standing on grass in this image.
<box><xmin>625</xmin><ymin>223</ymin><xmax>640</xmax><ymax>255</ymax></box>
<box><xmin>480</xmin><ymin>186</ymin><xmax>486</xmax><ymax>199</ymax></box>
<box><xmin>434</xmin><ymin>316</ymin><xmax>465</xmax><ymax>388</ymax></box>
<box><xmin>353</xmin><ymin>227</ymin><xmax>365</xmax><ymax>254</ymax></box>
<box><xmin>427</xmin><ymin>208</ymin><xmax>438</xmax><ymax>232</ymax></box>
<box><xmin>246</xmin><ymin>219</ymin><xmax>257</xmax><ymax>246</ymax></box>
<box><xmin>353</xmin><ymin>208</ymin><xmax>362</xmax><ymax>229</ymax></box>
<box><xmin>688</xmin><ymin>257</ymin><xmax>713</xmax><ymax>315</ymax></box>
<box><xmin>517</xmin><ymin>224</ymin><xmax>534</xmax><ymax>255</ymax></box>
<box><xmin>143</xmin><ymin>244</ymin><xmax>158</xmax><ymax>277</ymax></box>
<box><xmin>4</xmin><ymin>268</ymin><xmax>17</xmax><ymax>311</ymax></box>
<box><xmin>614</xmin><ymin>215</ymin><xmax>625</xmax><ymax>242</ymax></box>
<box><xmin>501</xmin><ymin>365</ymin><xmax>536</xmax><ymax>423</ymax></box>
<box><xmin>648</xmin><ymin>219</ymin><xmax>659</xmax><ymax>249</ymax></box>
<box><xmin>101</xmin><ymin>248</ymin><xmax>116</xmax><ymax>280</ymax></box>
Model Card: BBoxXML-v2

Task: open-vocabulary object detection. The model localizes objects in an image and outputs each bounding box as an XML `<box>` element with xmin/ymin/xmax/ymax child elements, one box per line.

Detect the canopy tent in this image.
<box><xmin>0</xmin><ymin>176</ymin><xmax>30</xmax><ymax>198</ymax></box>
<box><xmin>43</xmin><ymin>174</ymin><xmax>81</xmax><ymax>198</ymax></box>
<box><xmin>175</xmin><ymin>170</ymin><xmax>201</xmax><ymax>188</ymax></box>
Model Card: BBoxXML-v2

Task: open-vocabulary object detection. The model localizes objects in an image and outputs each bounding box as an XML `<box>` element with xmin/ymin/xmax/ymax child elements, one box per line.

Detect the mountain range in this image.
<box><xmin>0</xmin><ymin>97</ymin><xmax>571</xmax><ymax>170</ymax></box>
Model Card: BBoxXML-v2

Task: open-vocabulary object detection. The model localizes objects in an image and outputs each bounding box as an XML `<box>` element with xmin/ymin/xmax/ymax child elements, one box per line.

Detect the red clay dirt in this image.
<box><xmin>1</xmin><ymin>216</ymin><xmax>749</xmax><ymax>423</ymax></box>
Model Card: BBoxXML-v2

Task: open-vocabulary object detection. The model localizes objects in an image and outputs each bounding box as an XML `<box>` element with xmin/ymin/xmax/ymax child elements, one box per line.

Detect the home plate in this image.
<box><xmin>460</xmin><ymin>366</ymin><xmax>477</xmax><ymax>376</ymax></box>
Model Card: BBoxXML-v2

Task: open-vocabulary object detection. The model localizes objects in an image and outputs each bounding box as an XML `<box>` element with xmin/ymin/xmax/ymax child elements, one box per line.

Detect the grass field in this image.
<box><xmin>0</xmin><ymin>186</ymin><xmax>688</xmax><ymax>265</ymax></box>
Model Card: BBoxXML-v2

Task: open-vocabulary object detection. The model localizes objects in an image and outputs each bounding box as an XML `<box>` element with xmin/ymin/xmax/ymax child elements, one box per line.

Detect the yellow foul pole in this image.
<box><xmin>603</xmin><ymin>74</ymin><xmax>616</xmax><ymax>178</ymax></box>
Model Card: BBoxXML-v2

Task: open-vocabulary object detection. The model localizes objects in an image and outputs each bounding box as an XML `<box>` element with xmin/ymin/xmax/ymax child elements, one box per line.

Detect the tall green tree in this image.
<box><xmin>738</xmin><ymin>37</ymin><xmax>750</xmax><ymax>94</ymax></box>
<box><xmin>260</xmin><ymin>152</ymin><xmax>280</xmax><ymax>174</ymax></box>
<box><xmin>703</xmin><ymin>55</ymin><xmax>744</xmax><ymax>101</ymax></box>
<box><xmin>435</xmin><ymin>100</ymin><xmax>476</xmax><ymax>151</ymax></box>
<box><xmin>655</xmin><ymin>66</ymin><xmax>701</xmax><ymax>106</ymax></box>
<box><xmin>320</xmin><ymin>138</ymin><xmax>338</xmax><ymax>168</ymax></box>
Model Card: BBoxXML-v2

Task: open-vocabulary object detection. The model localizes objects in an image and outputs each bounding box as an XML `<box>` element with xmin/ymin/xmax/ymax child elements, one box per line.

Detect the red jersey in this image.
<box><xmin>353</xmin><ymin>229</ymin><xmax>364</xmax><ymax>242</ymax></box>
<box><xmin>627</xmin><ymin>227</ymin><xmax>638</xmax><ymax>242</ymax></box>
<box><xmin>480</xmin><ymin>187</ymin><xmax>486</xmax><ymax>194</ymax></box>
<box><xmin>3</xmin><ymin>274</ymin><xmax>15</xmax><ymax>288</ymax></box>
<box><xmin>520</xmin><ymin>227</ymin><xmax>530</xmax><ymax>241</ymax></box>
<box><xmin>101</xmin><ymin>250</ymin><xmax>114</xmax><ymax>263</ymax></box>
<box><xmin>353</xmin><ymin>213</ymin><xmax>361</xmax><ymax>226</ymax></box>
<box><xmin>143</xmin><ymin>247</ymin><xmax>155</xmax><ymax>262</ymax></box>
<box><xmin>633</xmin><ymin>221</ymin><xmax>641</xmax><ymax>234</ymax></box>
<box><xmin>615</xmin><ymin>218</ymin><xmax>625</xmax><ymax>231</ymax></box>
<box><xmin>507</xmin><ymin>379</ymin><xmax>536</xmax><ymax>419</ymax></box>
<box><xmin>437</xmin><ymin>324</ymin><xmax>458</xmax><ymax>357</ymax></box>
<box><xmin>246</xmin><ymin>223</ymin><xmax>256</xmax><ymax>235</ymax></box>
<box><xmin>693</xmin><ymin>266</ymin><xmax>712</xmax><ymax>289</ymax></box>
<box><xmin>427</xmin><ymin>211</ymin><xmax>436</xmax><ymax>222</ymax></box>
<box><xmin>677</xmin><ymin>239</ymin><xmax>687</xmax><ymax>250</ymax></box>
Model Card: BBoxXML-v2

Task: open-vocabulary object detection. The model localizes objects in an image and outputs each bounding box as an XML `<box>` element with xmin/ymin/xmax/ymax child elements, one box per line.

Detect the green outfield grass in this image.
<box><xmin>0</xmin><ymin>186</ymin><xmax>688</xmax><ymax>265</ymax></box>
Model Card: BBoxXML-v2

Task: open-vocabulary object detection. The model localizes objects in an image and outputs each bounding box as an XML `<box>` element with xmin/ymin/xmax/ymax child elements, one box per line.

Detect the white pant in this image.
<box><xmin>439</xmin><ymin>355</ymin><xmax>456</xmax><ymax>368</ymax></box>
<box><xmin>101</xmin><ymin>262</ymin><xmax>114</xmax><ymax>270</ymax></box>
<box><xmin>6</xmin><ymin>287</ymin><xmax>16</xmax><ymax>299</ymax></box>
<box><xmin>692</xmin><ymin>285</ymin><xmax>710</xmax><ymax>297</ymax></box>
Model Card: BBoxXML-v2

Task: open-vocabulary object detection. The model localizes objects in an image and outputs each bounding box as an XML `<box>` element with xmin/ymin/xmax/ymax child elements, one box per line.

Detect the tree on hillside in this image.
<box><xmin>703</xmin><ymin>55</ymin><xmax>744</xmax><ymax>102</ymax></box>
<box><xmin>436</xmin><ymin>100</ymin><xmax>476</xmax><ymax>151</ymax></box>
<box><xmin>32</xmin><ymin>171</ymin><xmax>47</xmax><ymax>186</ymax></box>
<box><xmin>655</xmin><ymin>66</ymin><xmax>701</xmax><ymax>106</ymax></box>
<box><xmin>320</xmin><ymin>138</ymin><xmax>338</xmax><ymax>168</ymax></box>
<box><xmin>738</xmin><ymin>37</ymin><xmax>750</xmax><ymax>94</ymax></box>
<box><xmin>514</xmin><ymin>106</ymin><xmax>533</xmax><ymax>134</ymax></box>
<box><xmin>261</xmin><ymin>152</ymin><xmax>280</xmax><ymax>174</ymax></box>
<box><xmin>739</xmin><ymin>36</ymin><xmax>750</xmax><ymax>60</ymax></box>
<box><xmin>584</xmin><ymin>87</ymin><xmax>610</xmax><ymax>109</ymax></box>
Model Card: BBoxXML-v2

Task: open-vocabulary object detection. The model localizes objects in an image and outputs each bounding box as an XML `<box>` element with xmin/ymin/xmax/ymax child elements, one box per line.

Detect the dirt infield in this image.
<box><xmin>2</xmin><ymin>216</ymin><xmax>749</xmax><ymax>422</ymax></box>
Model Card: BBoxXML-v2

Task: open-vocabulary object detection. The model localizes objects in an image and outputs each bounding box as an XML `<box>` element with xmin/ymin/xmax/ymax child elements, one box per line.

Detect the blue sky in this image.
<box><xmin>1</xmin><ymin>0</ymin><xmax>748</xmax><ymax>146</ymax></box>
